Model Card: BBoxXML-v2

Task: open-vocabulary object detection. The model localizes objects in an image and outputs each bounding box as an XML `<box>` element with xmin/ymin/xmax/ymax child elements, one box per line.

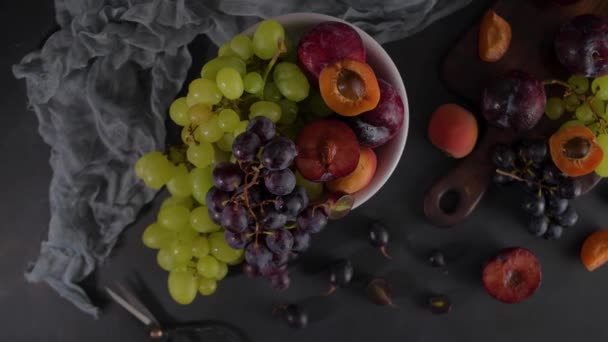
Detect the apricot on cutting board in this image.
<box><xmin>549</xmin><ymin>124</ymin><xmax>604</xmax><ymax>177</ymax></box>
<box><xmin>479</xmin><ymin>10</ymin><xmax>512</xmax><ymax>62</ymax></box>
<box><xmin>319</xmin><ymin>59</ymin><xmax>380</xmax><ymax>117</ymax></box>
<box><xmin>328</xmin><ymin>147</ymin><xmax>377</xmax><ymax>194</ymax></box>
<box><xmin>428</xmin><ymin>104</ymin><xmax>478</xmax><ymax>158</ymax></box>
<box><xmin>581</xmin><ymin>230</ymin><xmax>608</xmax><ymax>271</ymax></box>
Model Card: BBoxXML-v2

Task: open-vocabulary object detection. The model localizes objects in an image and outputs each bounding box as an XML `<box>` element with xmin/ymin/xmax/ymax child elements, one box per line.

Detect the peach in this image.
<box><xmin>327</xmin><ymin>147</ymin><xmax>377</xmax><ymax>194</ymax></box>
<box><xmin>428</xmin><ymin>104</ymin><xmax>478</xmax><ymax>158</ymax></box>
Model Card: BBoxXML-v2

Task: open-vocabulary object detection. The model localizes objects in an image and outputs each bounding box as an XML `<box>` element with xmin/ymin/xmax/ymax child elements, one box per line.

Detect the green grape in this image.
<box><xmin>263</xmin><ymin>82</ymin><xmax>283</xmax><ymax>102</ymax></box>
<box><xmin>190</xmin><ymin>206</ymin><xmax>220</xmax><ymax>233</ymax></box>
<box><xmin>564</xmin><ymin>94</ymin><xmax>581</xmax><ymax>112</ymax></box>
<box><xmin>592</xmin><ymin>75</ymin><xmax>608</xmax><ymax>101</ymax></box>
<box><xmin>181</xmin><ymin>126</ymin><xmax>197</xmax><ymax>146</ymax></box>
<box><xmin>191</xmin><ymin>235</ymin><xmax>210</xmax><ymax>258</ymax></box>
<box><xmin>169</xmin><ymin>97</ymin><xmax>190</xmax><ymax>126</ymax></box>
<box><xmin>166</xmin><ymin>164</ymin><xmax>192</xmax><ymax>198</ymax></box>
<box><xmin>214</xmin><ymin>262</ymin><xmax>228</xmax><ymax>280</ymax></box>
<box><xmin>218</xmin><ymin>109</ymin><xmax>240</xmax><ymax>132</ymax></box>
<box><xmin>273</xmin><ymin>62</ymin><xmax>310</xmax><ymax>102</ymax></box>
<box><xmin>173</xmin><ymin>260</ymin><xmax>197</xmax><ymax>273</ymax></box>
<box><xmin>589</xmin><ymin>122</ymin><xmax>600</xmax><ymax>135</ymax></box>
<box><xmin>559</xmin><ymin>119</ymin><xmax>585</xmax><ymax>131</ymax></box>
<box><xmin>575</xmin><ymin>103</ymin><xmax>595</xmax><ymax>123</ymax></box>
<box><xmin>249</xmin><ymin>101</ymin><xmax>281</xmax><ymax>123</ymax></box>
<box><xmin>208</xmin><ymin>231</ymin><xmax>244</xmax><ymax>264</ymax></box>
<box><xmin>170</xmin><ymin>239</ymin><xmax>194</xmax><ymax>264</ymax></box>
<box><xmin>212</xmin><ymin>147</ymin><xmax>230</xmax><ymax>165</ymax></box>
<box><xmin>568</xmin><ymin>75</ymin><xmax>590</xmax><ymax>95</ymax></box>
<box><xmin>175</xmin><ymin>227</ymin><xmax>198</xmax><ymax>242</ymax></box>
<box><xmin>278</xmin><ymin>99</ymin><xmax>298</xmax><ymax>125</ymax></box>
<box><xmin>233</xmin><ymin>120</ymin><xmax>249</xmax><ymax>136</ymax></box>
<box><xmin>142</xmin><ymin>223</ymin><xmax>174</xmax><ymax>249</ymax></box>
<box><xmin>168</xmin><ymin>145</ymin><xmax>187</xmax><ymax>165</ymax></box>
<box><xmin>198</xmin><ymin>277</ymin><xmax>217</xmax><ymax>296</ymax></box>
<box><xmin>252</xmin><ymin>19</ymin><xmax>285</xmax><ymax>60</ymax></box>
<box><xmin>168</xmin><ymin>270</ymin><xmax>198</xmax><ymax>305</ymax></box>
<box><xmin>201</xmin><ymin>56</ymin><xmax>246</xmax><ymax>80</ymax></box>
<box><xmin>186</xmin><ymin>78</ymin><xmax>223</xmax><ymax>106</ymax></box>
<box><xmin>188</xmin><ymin>104</ymin><xmax>214</xmax><ymax>125</ymax></box>
<box><xmin>157</xmin><ymin>248</ymin><xmax>177</xmax><ymax>271</ymax></box>
<box><xmin>296</xmin><ymin>170</ymin><xmax>323</xmax><ymax>201</ymax></box>
<box><xmin>135</xmin><ymin>152</ymin><xmax>174</xmax><ymax>190</ymax></box>
<box><xmin>596</xmin><ymin>134</ymin><xmax>608</xmax><ymax>177</ymax></box>
<box><xmin>230</xmin><ymin>34</ymin><xmax>253</xmax><ymax>61</ymax></box>
<box><xmin>218</xmin><ymin>42</ymin><xmax>237</xmax><ymax>57</ymax></box>
<box><xmin>161</xmin><ymin>196</ymin><xmax>193</xmax><ymax>210</ymax></box>
<box><xmin>190</xmin><ymin>167</ymin><xmax>214</xmax><ymax>205</ymax></box>
<box><xmin>197</xmin><ymin>255</ymin><xmax>220</xmax><ymax>278</ymax></box>
<box><xmin>545</xmin><ymin>97</ymin><xmax>565</xmax><ymax>120</ymax></box>
<box><xmin>216</xmin><ymin>68</ymin><xmax>244</xmax><ymax>100</ymax></box>
<box><xmin>243</xmin><ymin>72</ymin><xmax>263</xmax><ymax>94</ymax></box>
<box><xmin>217</xmin><ymin>133</ymin><xmax>235</xmax><ymax>152</ymax></box>
<box><xmin>198</xmin><ymin>116</ymin><xmax>224</xmax><ymax>143</ymax></box>
<box><xmin>187</xmin><ymin>142</ymin><xmax>214</xmax><ymax>168</ymax></box>
<box><xmin>591</xmin><ymin>97</ymin><xmax>606</xmax><ymax>116</ymax></box>
<box><xmin>158</xmin><ymin>205</ymin><xmax>190</xmax><ymax>231</ymax></box>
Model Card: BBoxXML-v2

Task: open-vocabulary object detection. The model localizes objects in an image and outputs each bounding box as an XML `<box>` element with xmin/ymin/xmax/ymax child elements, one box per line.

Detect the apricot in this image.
<box><xmin>580</xmin><ymin>230</ymin><xmax>608</xmax><ymax>271</ymax></box>
<box><xmin>328</xmin><ymin>147</ymin><xmax>377</xmax><ymax>194</ymax></box>
<box><xmin>428</xmin><ymin>104</ymin><xmax>479</xmax><ymax>158</ymax></box>
<box><xmin>319</xmin><ymin>59</ymin><xmax>380</xmax><ymax>117</ymax></box>
<box><xmin>549</xmin><ymin>125</ymin><xmax>604</xmax><ymax>177</ymax></box>
<box><xmin>479</xmin><ymin>10</ymin><xmax>512</xmax><ymax>62</ymax></box>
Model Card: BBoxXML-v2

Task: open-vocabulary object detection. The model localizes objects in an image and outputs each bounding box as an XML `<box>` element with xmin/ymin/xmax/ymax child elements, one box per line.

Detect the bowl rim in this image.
<box><xmin>244</xmin><ymin>12</ymin><xmax>409</xmax><ymax>209</ymax></box>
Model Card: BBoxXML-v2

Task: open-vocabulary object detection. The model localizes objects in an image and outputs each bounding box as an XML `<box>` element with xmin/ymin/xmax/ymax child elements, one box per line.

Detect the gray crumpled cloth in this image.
<box><xmin>13</xmin><ymin>0</ymin><xmax>471</xmax><ymax>317</ymax></box>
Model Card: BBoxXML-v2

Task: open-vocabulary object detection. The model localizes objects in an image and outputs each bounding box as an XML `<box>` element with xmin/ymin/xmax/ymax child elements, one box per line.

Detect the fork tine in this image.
<box><xmin>115</xmin><ymin>283</ymin><xmax>161</xmax><ymax>327</ymax></box>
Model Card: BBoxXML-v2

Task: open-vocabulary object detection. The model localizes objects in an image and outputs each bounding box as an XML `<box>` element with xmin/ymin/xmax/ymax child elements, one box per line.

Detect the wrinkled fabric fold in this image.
<box><xmin>13</xmin><ymin>0</ymin><xmax>471</xmax><ymax>317</ymax></box>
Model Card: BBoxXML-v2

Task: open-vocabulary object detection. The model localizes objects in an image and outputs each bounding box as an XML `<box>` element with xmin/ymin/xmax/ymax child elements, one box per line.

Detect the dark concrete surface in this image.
<box><xmin>3</xmin><ymin>1</ymin><xmax>608</xmax><ymax>341</ymax></box>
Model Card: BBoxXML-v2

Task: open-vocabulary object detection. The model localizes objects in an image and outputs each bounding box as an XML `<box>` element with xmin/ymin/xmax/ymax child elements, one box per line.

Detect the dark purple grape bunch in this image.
<box><xmin>491</xmin><ymin>140</ymin><xmax>580</xmax><ymax>240</ymax></box>
<box><xmin>208</xmin><ymin>117</ymin><xmax>330</xmax><ymax>290</ymax></box>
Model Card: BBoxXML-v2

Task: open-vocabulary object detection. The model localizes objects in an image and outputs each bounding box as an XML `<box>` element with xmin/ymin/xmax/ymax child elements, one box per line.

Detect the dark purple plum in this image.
<box><xmin>297</xmin><ymin>22</ymin><xmax>366</xmax><ymax>80</ymax></box>
<box><xmin>481</xmin><ymin>70</ymin><xmax>546</xmax><ymax>131</ymax></box>
<box><xmin>555</xmin><ymin>14</ymin><xmax>608</xmax><ymax>77</ymax></box>
<box><xmin>347</xmin><ymin>79</ymin><xmax>405</xmax><ymax>148</ymax></box>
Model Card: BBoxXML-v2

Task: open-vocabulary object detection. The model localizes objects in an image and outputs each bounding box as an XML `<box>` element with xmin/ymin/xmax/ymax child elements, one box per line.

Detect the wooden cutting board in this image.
<box><xmin>443</xmin><ymin>0</ymin><xmax>608</xmax><ymax>103</ymax></box>
<box><xmin>424</xmin><ymin>0</ymin><xmax>606</xmax><ymax>227</ymax></box>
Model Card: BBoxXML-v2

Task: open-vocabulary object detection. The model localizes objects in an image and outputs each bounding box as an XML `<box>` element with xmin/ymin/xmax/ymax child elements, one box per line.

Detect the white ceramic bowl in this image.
<box><xmin>244</xmin><ymin>13</ymin><xmax>409</xmax><ymax>209</ymax></box>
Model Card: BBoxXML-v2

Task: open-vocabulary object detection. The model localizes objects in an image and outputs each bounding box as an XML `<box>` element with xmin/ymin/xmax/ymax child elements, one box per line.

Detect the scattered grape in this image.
<box><xmin>250</xmin><ymin>101</ymin><xmax>282</xmax><ymax>123</ymax></box>
<box><xmin>135</xmin><ymin>152</ymin><xmax>174</xmax><ymax>189</ymax></box>
<box><xmin>187</xmin><ymin>78</ymin><xmax>223</xmax><ymax>106</ymax></box>
<box><xmin>198</xmin><ymin>116</ymin><xmax>224</xmax><ymax>143</ymax></box>
<box><xmin>166</xmin><ymin>164</ymin><xmax>192</xmax><ymax>198</ymax></box>
<box><xmin>575</xmin><ymin>103</ymin><xmax>594</xmax><ymax>123</ymax></box>
<box><xmin>252</xmin><ymin>19</ymin><xmax>285</xmax><ymax>60</ymax></box>
<box><xmin>142</xmin><ymin>223</ymin><xmax>173</xmax><ymax>249</ymax></box>
<box><xmin>198</xmin><ymin>277</ymin><xmax>218</xmax><ymax>296</ymax></box>
<box><xmin>591</xmin><ymin>75</ymin><xmax>608</xmax><ymax>100</ymax></box>
<box><xmin>262</xmin><ymin>137</ymin><xmax>297</xmax><ymax>170</ymax></box>
<box><xmin>243</xmin><ymin>72</ymin><xmax>264</xmax><ymax>94</ymax></box>
<box><xmin>216</xmin><ymin>67</ymin><xmax>244</xmax><ymax>100</ymax></box>
<box><xmin>564</xmin><ymin>93</ymin><xmax>581</xmax><ymax>112</ymax></box>
<box><xmin>190</xmin><ymin>206</ymin><xmax>220</xmax><ymax>233</ymax></box>
<box><xmin>192</xmin><ymin>235</ymin><xmax>210</xmax><ymax>258</ymax></box>
<box><xmin>188</xmin><ymin>104</ymin><xmax>213</xmax><ymax>124</ymax></box>
<box><xmin>187</xmin><ymin>143</ymin><xmax>215</xmax><ymax>168</ymax></box>
<box><xmin>158</xmin><ymin>205</ymin><xmax>190</xmax><ymax>231</ymax></box>
<box><xmin>197</xmin><ymin>255</ymin><xmax>220</xmax><ymax>279</ymax></box>
<box><xmin>263</xmin><ymin>82</ymin><xmax>283</xmax><ymax>102</ymax></box>
<box><xmin>246</xmin><ymin>116</ymin><xmax>276</xmax><ymax>143</ymax></box>
<box><xmin>232</xmin><ymin>131</ymin><xmax>262</xmax><ymax>162</ymax></box>
<box><xmin>190</xmin><ymin>166</ymin><xmax>214</xmax><ymax>204</ymax></box>
<box><xmin>170</xmin><ymin>239</ymin><xmax>194</xmax><ymax>264</ymax></box>
<box><xmin>568</xmin><ymin>75</ymin><xmax>590</xmax><ymax>94</ymax></box>
<box><xmin>596</xmin><ymin>134</ymin><xmax>608</xmax><ymax>176</ymax></box>
<box><xmin>161</xmin><ymin>196</ymin><xmax>193</xmax><ymax>210</ymax></box>
<box><xmin>264</xmin><ymin>169</ymin><xmax>296</xmax><ymax>196</ymax></box>
<box><xmin>209</xmin><ymin>231</ymin><xmax>244</xmax><ymax>264</ymax></box>
<box><xmin>218</xmin><ymin>109</ymin><xmax>240</xmax><ymax>132</ymax></box>
<box><xmin>273</xmin><ymin>62</ymin><xmax>310</xmax><ymax>102</ymax></box>
<box><xmin>545</xmin><ymin>97</ymin><xmax>565</xmax><ymax>120</ymax></box>
<box><xmin>157</xmin><ymin>248</ymin><xmax>177</xmax><ymax>271</ymax></box>
<box><xmin>168</xmin><ymin>270</ymin><xmax>198</xmax><ymax>305</ymax></box>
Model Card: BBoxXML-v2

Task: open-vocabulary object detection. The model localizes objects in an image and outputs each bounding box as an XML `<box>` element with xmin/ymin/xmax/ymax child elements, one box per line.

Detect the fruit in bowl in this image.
<box><xmin>133</xmin><ymin>13</ymin><xmax>407</xmax><ymax>304</ymax></box>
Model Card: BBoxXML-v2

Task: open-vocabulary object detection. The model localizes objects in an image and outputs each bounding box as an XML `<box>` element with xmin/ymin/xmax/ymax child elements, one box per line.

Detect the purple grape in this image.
<box><xmin>271</xmin><ymin>271</ymin><xmax>291</xmax><ymax>290</ymax></box>
<box><xmin>265</xmin><ymin>229</ymin><xmax>294</xmax><ymax>254</ymax></box>
<box><xmin>329</xmin><ymin>259</ymin><xmax>354</xmax><ymax>288</ymax></box>
<box><xmin>282</xmin><ymin>304</ymin><xmax>308</xmax><ymax>328</ymax></box>
<box><xmin>243</xmin><ymin>263</ymin><xmax>258</xmax><ymax>278</ymax></box>
<box><xmin>225</xmin><ymin>230</ymin><xmax>251</xmax><ymax>249</ymax></box>
<box><xmin>277</xmin><ymin>186</ymin><xmax>309</xmax><ymax>218</ymax></box>
<box><xmin>206</xmin><ymin>187</ymin><xmax>231</xmax><ymax>211</ymax></box>
<box><xmin>221</xmin><ymin>203</ymin><xmax>249</xmax><ymax>233</ymax></box>
<box><xmin>259</xmin><ymin>206</ymin><xmax>287</xmax><ymax>230</ymax></box>
<box><xmin>261</xmin><ymin>137</ymin><xmax>298</xmax><ymax>170</ymax></box>
<box><xmin>245</xmin><ymin>242</ymin><xmax>273</xmax><ymax>269</ymax></box>
<box><xmin>212</xmin><ymin>162</ymin><xmax>243</xmax><ymax>192</ymax></box>
<box><xmin>481</xmin><ymin>70</ymin><xmax>546</xmax><ymax>131</ymax></box>
<box><xmin>264</xmin><ymin>169</ymin><xmax>296</xmax><ymax>196</ymax></box>
<box><xmin>297</xmin><ymin>207</ymin><xmax>328</xmax><ymax>234</ymax></box>
<box><xmin>292</xmin><ymin>229</ymin><xmax>311</xmax><ymax>252</ymax></box>
<box><xmin>233</xmin><ymin>131</ymin><xmax>262</xmax><ymax>162</ymax></box>
<box><xmin>555</xmin><ymin>14</ymin><xmax>608</xmax><ymax>77</ymax></box>
<box><xmin>246</xmin><ymin>116</ymin><xmax>276</xmax><ymax>143</ymax></box>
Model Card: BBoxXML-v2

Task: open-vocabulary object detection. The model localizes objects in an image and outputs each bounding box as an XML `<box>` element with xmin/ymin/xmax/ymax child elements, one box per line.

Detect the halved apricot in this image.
<box><xmin>319</xmin><ymin>59</ymin><xmax>380</xmax><ymax>117</ymax></box>
<box><xmin>549</xmin><ymin>125</ymin><xmax>604</xmax><ymax>177</ymax></box>
<box><xmin>581</xmin><ymin>230</ymin><xmax>608</xmax><ymax>271</ymax></box>
<box><xmin>479</xmin><ymin>10</ymin><xmax>512</xmax><ymax>62</ymax></box>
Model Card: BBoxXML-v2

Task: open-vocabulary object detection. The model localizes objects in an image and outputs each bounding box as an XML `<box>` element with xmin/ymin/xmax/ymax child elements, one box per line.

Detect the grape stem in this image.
<box><xmin>543</xmin><ymin>79</ymin><xmax>572</xmax><ymax>90</ymax></box>
<box><xmin>496</xmin><ymin>169</ymin><xmax>557</xmax><ymax>194</ymax></box>
<box><xmin>258</xmin><ymin>38</ymin><xmax>287</xmax><ymax>100</ymax></box>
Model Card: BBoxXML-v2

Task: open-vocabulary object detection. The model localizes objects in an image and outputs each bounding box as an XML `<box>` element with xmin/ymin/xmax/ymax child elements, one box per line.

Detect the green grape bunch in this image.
<box><xmin>133</xmin><ymin>19</ymin><xmax>315</xmax><ymax>305</ymax></box>
<box><xmin>544</xmin><ymin>75</ymin><xmax>608</xmax><ymax>177</ymax></box>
